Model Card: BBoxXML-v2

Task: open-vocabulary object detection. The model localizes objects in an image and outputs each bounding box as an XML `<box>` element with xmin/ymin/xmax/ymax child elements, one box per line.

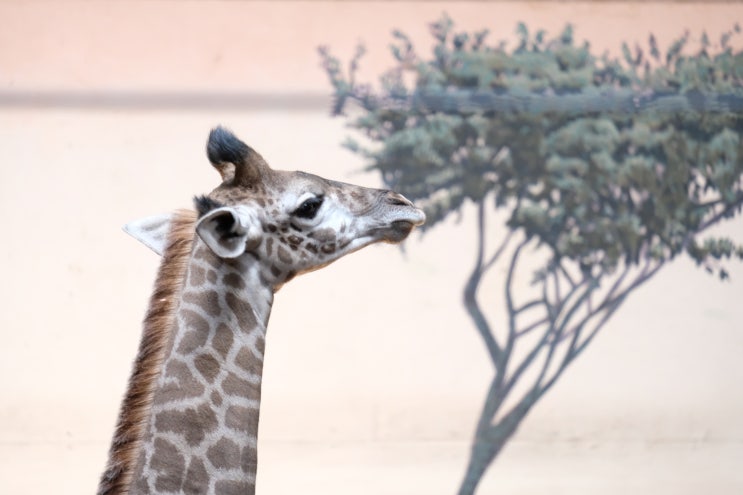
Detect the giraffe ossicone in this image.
<box><xmin>99</xmin><ymin>126</ymin><xmax>424</xmax><ymax>495</ymax></box>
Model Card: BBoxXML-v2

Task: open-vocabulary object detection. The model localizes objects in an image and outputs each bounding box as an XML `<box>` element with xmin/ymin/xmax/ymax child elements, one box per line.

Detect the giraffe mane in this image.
<box><xmin>97</xmin><ymin>209</ymin><xmax>197</xmax><ymax>495</ymax></box>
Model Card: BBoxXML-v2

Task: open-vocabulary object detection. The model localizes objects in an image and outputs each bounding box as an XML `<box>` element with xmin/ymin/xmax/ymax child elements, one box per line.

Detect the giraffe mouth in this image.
<box><xmin>380</xmin><ymin>209</ymin><xmax>425</xmax><ymax>242</ymax></box>
<box><xmin>383</xmin><ymin>220</ymin><xmax>416</xmax><ymax>242</ymax></box>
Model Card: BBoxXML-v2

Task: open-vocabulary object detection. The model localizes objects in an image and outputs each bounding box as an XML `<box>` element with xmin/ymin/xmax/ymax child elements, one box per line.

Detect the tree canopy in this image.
<box><xmin>320</xmin><ymin>16</ymin><xmax>743</xmax><ymax>279</ymax></box>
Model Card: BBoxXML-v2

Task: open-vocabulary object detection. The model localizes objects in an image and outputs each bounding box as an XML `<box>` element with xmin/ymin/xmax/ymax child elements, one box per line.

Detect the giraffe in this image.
<box><xmin>98</xmin><ymin>126</ymin><xmax>425</xmax><ymax>495</ymax></box>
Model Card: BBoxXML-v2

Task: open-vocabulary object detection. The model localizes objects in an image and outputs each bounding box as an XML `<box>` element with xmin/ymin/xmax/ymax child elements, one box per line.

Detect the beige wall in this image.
<box><xmin>1</xmin><ymin>2</ymin><xmax>742</xmax><ymax>494</ymax></box>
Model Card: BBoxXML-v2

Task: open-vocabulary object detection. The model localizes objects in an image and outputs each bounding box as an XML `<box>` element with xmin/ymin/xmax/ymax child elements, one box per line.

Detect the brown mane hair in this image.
<box><xmin>97</xmin><ymin>209</ymin><xmax>197</xmax><ymax>495</ymax></box>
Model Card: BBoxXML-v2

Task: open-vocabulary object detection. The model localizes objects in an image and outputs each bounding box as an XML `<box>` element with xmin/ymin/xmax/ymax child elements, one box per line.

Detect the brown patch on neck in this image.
<box><xmin>97</xmin><ymin>209</ymin><xmax>197</xmax><ymax>495</ymax></box>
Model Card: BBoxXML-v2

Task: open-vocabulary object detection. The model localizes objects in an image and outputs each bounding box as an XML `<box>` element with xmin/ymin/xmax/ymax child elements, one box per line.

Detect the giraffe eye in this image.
<box><xmin>293</xmin><ymin>196</ymin><xmax>324</xmax><ymax>219</ymax></box>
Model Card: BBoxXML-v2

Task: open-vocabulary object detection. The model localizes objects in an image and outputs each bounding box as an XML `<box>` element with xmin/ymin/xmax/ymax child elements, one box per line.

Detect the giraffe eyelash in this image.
<box><xmin>292</xmin><ymin>195</ymin><xmax>324</xmax><ymax>220</ymax></box>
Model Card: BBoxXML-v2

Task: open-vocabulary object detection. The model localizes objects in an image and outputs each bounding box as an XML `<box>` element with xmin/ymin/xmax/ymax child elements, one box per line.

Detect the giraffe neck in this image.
<box><xmin>98</xmin><ymin>210</ymin><xmax>197</xmax><ymax>495</ymax></box>
<box><xmin>131</xmin><ymin>233</ymin><xmax>274</xmax><ymax>494</ymax></box>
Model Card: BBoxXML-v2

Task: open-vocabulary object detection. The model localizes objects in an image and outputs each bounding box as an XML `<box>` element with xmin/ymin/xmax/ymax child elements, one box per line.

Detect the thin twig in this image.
<box><xmin>484</xmin><ymin>230</ymin><xmax>515</xmax><ymax>272</ymax></box>
<box><xmin>697</xmin><ymin>192</ymin><xmax>743</xmax><ymax>232</ymax></box>
<box><xmin>605</xmin><ymin>263</ymin><xmax>632</xmax><ymax>302</ymax></box>
<box><xmin>514</xmin><ymin>299</ymin><xmax>544</xmax><ymax>315</ymax></box>
<box><xmin>504</xmin><ymin>239</ymin><xmax>529</xmax><ymax>355</ymax></box>
<box><xmin>558</xmin><ymin>261</ymin><xmax>577</xmax><ymax>289</ymax></box>
<box><xmin>535</xmin><ymin>320</ymin><xmax>563</xmax><ymax>389</ymax></box>
<box><xmin>552</xmin><ymin>269</ymin><xmax>562</xmax><ymax>308</ymax></box>
<box><xmin>553</xmin><ymin>275</ymin><xmax>600</xmax><ymax>337</ymax></box>
<box><xmin>542</xmin><ymin>272</ymin><xmax>556</xmax><ymax>323</ymax></box>
<box><xmin>515</xmin><ymin>317</ymin><xmax>550</xmax><ymax>337</ymax></box>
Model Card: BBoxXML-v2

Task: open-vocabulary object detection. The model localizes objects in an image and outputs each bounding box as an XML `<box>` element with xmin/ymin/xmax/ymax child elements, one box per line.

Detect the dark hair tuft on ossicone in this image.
<box><xmin>206</xmin><ymin>126</ymin><xmax>251</xmax><ymax>166</ymax></box>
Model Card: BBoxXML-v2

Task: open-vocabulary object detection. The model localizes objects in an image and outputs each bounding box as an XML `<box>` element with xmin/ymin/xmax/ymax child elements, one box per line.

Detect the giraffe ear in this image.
<box><xmin>123</xmin><ymin>213</ymin><xmax>173</xmax><ymax>256</ymax></box>
<box><xmin>196</xmin><ymin>206</ymin><xmax>260</xmax><ymax>259</ymax></box>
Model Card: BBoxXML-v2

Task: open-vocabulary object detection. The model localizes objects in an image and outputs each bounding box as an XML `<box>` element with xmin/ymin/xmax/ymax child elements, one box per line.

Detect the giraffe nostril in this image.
<box><xmin>385</xmin><ymin>192</ymin><xmax>413</xmax><ymax>207</ymax></box>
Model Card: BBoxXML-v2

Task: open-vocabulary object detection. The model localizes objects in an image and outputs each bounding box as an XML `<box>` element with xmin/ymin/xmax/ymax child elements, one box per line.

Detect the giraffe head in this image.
<box><xmin>129</xmin><ymin>127</ymin><xmax>425</xmax><ymax>290</ymax></box>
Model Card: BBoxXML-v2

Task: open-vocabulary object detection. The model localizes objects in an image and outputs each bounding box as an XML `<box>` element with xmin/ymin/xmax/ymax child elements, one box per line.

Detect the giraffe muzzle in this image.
<box><xmin>385</xmin><ymin>192</ymin><xmax>425</xmax><ymax>224</ymax></box>
<box><xmin>376</xmin><ymin>191</ymin><xmax>426</xmax><ymax>242</ymax></box>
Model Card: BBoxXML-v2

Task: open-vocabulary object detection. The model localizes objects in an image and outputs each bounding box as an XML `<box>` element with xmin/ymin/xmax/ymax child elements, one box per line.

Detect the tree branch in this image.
<box><xmin>484</xmin><ymin>230</ymin><xmax>515</xmax><ymax>272</ymax></box>
<box><xmin>514</xmin><ymin>298</ymin><xmax>545</xmax><ymax>315</ymax></box>
<box><xmin>697</xmin><ymin>192</ymin><xmax>743</xmax><ymax>232</ymax></box>
<box><xmin>535</xmin><ymin>321</ymin><xmax>563</xmax><ymax>389</ymax></box>
<box><xmin>557</xmin><ymin>262</ymin><xmax>577</xmax><ymax>289</ymax></box>
<box><xmin>570</xmin><ymin>259</ymin><xmax>665</xmax><ymax>359</ymax></box>
<box><xmin>515</xmin><ymin>317</ymin><xmax>550</xmax><ymax>337</ymax></box>
<box><xmin>553</xmin><ymin>274</ymin><xmax>600</xmax><ymax>338</ymax></box>
<box><xmin>536</xmin><ymin>258</ymin><xmax>666</xmax><ymax>399</ymax></box>
<box><xmin>543</xmin><ymin>270</ymin><xmax>558</xmax><ymax>324</ymax></box>
<box><xmin>502</xmin><ymin>239</ymin><xmax>530</xmax><ymax>371</ymax></box>
<box><xmin>555</xmin><ymin>259</ymin><xmax>644</xmax><ymax>348</ymax></box>
<box><xmin>605</xmin><ymin>263</ymin><xmax>632</xmax><ymax>302</ymax></box>
<box><xmin>475</xmin><ymin>373</ymin><xmax>508</xmax><ymax>436</ymax></box>
<box><xmin>552</xmin><ymin>269</ymin><xmax>562</xmax><ymax>308</ymax></box>
<box><xmin>501</xmin><ymin>274</ymin><xmax>593</xmax><ymax>402</ymax></box>
<box><xmin>464</xmin><ymin>199</ymin><xmax>504</xmax><ymax>368</ymax></box>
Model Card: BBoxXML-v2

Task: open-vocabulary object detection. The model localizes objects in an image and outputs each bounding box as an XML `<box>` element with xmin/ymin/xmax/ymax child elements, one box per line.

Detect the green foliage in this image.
<box><xmin>320</xmin><ymin>16</ymin><xmax>743</xmax><ymax>278</ymax></box>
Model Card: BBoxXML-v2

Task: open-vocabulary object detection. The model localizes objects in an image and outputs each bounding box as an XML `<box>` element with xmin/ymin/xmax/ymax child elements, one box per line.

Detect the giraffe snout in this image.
<box><xmin>380</xmin><ymin>191</ymin><xmax>426</xmax><ymax>231</ymax></box>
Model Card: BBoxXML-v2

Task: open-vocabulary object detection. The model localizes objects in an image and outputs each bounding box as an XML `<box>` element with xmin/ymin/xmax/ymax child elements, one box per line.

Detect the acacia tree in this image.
<box><xmin>320</xmin><ymin>16</ymin><xmax>743</xmax><ymax>494</ymax></box>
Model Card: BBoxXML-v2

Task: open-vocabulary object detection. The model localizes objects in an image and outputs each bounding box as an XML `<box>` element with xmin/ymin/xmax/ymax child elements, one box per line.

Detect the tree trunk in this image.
<box><xmin>457</xmin><ymin>423</ymin><xmax>518</xmax><ymax>495</ymax></box>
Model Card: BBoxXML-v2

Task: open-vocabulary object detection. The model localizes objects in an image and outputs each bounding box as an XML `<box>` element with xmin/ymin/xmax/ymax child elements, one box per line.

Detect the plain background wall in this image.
<box><xmin>0</xmin><ymin>2</ymin><xmax>742</xmax><ymax>494</ymax></box>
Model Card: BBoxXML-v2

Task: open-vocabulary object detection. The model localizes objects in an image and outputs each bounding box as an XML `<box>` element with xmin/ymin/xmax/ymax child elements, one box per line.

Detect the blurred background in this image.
<box><xmin>1</xmin><ymin>2</ymin><xmax>742</xmax><ymax>494</ymax></box>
